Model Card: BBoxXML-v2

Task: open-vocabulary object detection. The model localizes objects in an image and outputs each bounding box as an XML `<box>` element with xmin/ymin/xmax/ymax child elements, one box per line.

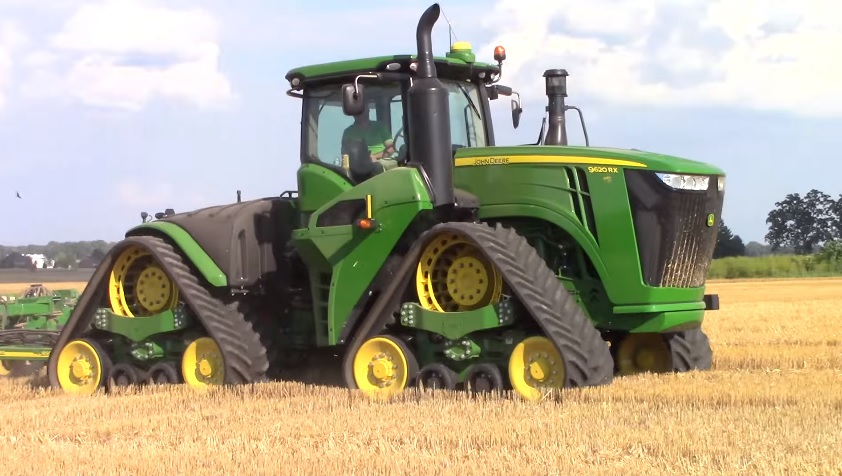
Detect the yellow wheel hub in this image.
<box><xmin>0</xmin><ymin>360</ymin><xmax>11</xmax><ymax>377</ymax></box>
<box><xmin>181</xmin><ymin>337</ymin><xmax>225</xmax><ymax>389</ymax></box>
<box><xmin>55</xmin><ymin>339</ymin><xmax>105</xmax><ymax>395</ymax></box>
<box><xmin>109</xmin><ymin>244</ymin><xmax>179</xmax><ymax>317</ymax></box>
<box><xmin>352</xmin><ymin>336</ymin><xmax>412</xmax><ymax>399</ymax></box>
<box><xmin>416</xmin><ymin>232</ymin><xmax>502</xmax><ymax>312</ymax></box>
<box><xmin>508</xmin><ymin>336</ymin><xmax>565</xmax><ymax>401</ymax></box>
<box><xmin>135</xmin><ymin>265</ymin><xmax>172</xmax><ymax>313</ymax></box>
<box><xmin>615</xmin><ymin>333</ymin><xmax>672</xmax><ymax>375</ymax></box>
<box><xmin>445</xmin><ymin>256</ymin><xmax>489</xmax><ymax>307</ymax></box>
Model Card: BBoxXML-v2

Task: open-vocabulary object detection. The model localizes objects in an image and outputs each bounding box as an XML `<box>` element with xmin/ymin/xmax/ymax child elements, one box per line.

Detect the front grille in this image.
<box><xmin>625</xmin><ymin>170</ymin><xmax>724</xmax><ymax>288</ymax></box>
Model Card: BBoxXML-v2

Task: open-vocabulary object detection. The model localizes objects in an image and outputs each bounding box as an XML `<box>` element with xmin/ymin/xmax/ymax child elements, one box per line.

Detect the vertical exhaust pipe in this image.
<box><xmin>408</xmin><ymin>3</ymin><xmax>454</xmax><ymax>206</ymax></box>
<box><xmin>543</xmin><ymin>69</ymin><xmax>568</xmax><ymax>146</ymax></box>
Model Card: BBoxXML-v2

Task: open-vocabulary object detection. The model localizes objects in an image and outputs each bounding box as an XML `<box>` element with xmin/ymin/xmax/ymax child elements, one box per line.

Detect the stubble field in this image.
<box><xmin>1</xmin><ymin>278</ymin><xmax>840</xmax><ymax>475</ymax></box>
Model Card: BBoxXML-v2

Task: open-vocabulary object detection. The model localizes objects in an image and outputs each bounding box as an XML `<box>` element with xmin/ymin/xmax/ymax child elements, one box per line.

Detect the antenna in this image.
<box><xmin>440</xmin><ymin>7</ymin><xmax>457</xmax><ymax>48</ymax></box>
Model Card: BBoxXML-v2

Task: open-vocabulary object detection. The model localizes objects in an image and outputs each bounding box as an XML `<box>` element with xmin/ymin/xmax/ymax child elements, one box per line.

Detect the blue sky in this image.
<box><xmin>1</xmin><ymin>0</ymin><xmax>839</xmax><ymax>246</ymax></box>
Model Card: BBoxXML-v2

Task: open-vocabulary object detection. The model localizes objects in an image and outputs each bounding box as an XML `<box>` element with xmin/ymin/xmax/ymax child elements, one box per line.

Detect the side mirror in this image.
<box><xmin>495</xmin><ymin>85</ymin><xmax>513</xmax><ymax>96</ymax></box>
<box><xmin>342</xmin><ymin>83</ymin><xmax>366</xmax><ymax>116</ymax></box>
<box><xmin>511</xmin><ymin>93</ymin><xmax>522</xmax><ymax>129</ymax></box>
<box><xmin>486</xmin><ymin>84</ymin><xmax>513</xmax><ymax>101</ymax></box>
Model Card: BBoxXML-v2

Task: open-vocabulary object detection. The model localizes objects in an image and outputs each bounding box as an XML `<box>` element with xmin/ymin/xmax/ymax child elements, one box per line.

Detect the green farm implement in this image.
<box><xmin>4</xmin><ymin>3</ymin><xmax>724</xmax><ymax>399</ymax></box>
<box><xmin>0</xmin><ymin>284</ymin><xmax>79</xmax><ymax>377</ymax></box>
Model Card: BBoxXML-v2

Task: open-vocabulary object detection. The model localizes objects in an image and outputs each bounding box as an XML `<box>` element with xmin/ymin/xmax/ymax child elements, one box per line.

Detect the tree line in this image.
<box><xmin>715</xmin><ymin>188</ymin><xmax>842</xmax><ymax>260</ymax></box>
<box><xmin>0</xmin><ymin>241</ymin><xmax>115</xmax><ymax>269</ymax></box>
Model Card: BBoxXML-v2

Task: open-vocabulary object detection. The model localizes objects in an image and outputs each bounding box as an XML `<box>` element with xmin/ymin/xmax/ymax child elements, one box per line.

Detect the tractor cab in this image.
<box><xmin>285</xmin><ymin>43</ymin><xmax>520</xmax><ymax>184</ymax></box>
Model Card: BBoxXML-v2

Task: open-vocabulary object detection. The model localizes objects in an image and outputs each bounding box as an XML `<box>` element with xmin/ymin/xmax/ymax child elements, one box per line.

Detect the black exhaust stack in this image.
<box><xmin>543</xmin><ymin>69</ymin><xmax>568</xmax><ymax>146</ymax></box>
<box><xmin>408</xmin><ymin>3</ymin><xmax>453</xmax><ymax>206</ymax></box>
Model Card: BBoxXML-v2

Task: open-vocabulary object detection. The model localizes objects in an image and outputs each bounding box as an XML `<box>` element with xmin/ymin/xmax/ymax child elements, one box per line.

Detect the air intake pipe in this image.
<box><xmin>408</xmin><ymin>3</ymin><xmax>454</xmax><ymax>206</ymax></box>
<box><xmin>543</xmin><ymin>69</ymin><xmax>568</xmax><ymax>146</ymax></box>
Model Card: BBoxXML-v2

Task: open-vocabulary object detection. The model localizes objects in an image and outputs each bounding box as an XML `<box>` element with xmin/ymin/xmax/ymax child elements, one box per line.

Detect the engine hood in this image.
<box><xmin>453</xmin><ymin>145</ymin><xmax>725</xmax><ymax>176</ymax></box>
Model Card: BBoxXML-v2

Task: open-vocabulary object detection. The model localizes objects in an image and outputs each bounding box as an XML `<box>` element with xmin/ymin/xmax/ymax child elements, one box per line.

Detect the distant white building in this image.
<box><xmin>24</xmin><ymin>253</ymin><xmax>55</xmax><ymax>269</ymax></box>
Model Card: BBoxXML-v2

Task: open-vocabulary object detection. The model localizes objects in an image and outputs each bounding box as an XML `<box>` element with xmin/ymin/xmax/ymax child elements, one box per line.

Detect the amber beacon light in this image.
<box><xmin>493</xmin><ymin>45</ymin><xmax>506</xmax><ymax>63</ymax></box>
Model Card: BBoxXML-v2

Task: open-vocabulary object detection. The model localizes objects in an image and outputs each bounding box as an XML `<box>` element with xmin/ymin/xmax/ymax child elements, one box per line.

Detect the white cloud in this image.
<box><xmin>0</xmin><ymin>22</ymin><xmax>27</xmax><ymax>111</ymax></box>
<box><xmin>480</xmin><ymin>0</ymin><xmax>842</xmax><ymax>118</ymax></box>
<box><xmin>23</xmin><ymin>0</ymin><xmax>234</xmax><ymax>111</ymax></box>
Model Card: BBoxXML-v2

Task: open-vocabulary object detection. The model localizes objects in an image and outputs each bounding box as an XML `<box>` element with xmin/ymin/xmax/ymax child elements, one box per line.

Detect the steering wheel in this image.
<box><xmin>391</xmin><ymin>126</ymin><xmax>405</xmax><ymax>151</ymax></box>
<box><xmin>388</xmin><ymin>125</ymin><xmax>408</xmax><ymax>164</ymax></box>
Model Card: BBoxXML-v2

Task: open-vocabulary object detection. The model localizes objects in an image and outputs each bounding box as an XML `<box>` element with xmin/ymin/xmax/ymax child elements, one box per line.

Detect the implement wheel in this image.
<box><xmin>352</xmin><ymin>335</ymin><xmax>418</xmax><ymax>399</ymax></box>
<box><xmin>615</xmin><ymin>333</ymin><xmax>672</xmax><ymax>375</ymax></box>
<box><xmin>54</xmin><ymin>338</ymin><xmax>112</xmax><ymax>395</ymax></box>
<box><xmin>508</xmin><ymin>336</ymin><xmax>566</xmax><ymax>401</ymax></box>
<box><xmin>416</xmin><ymin>231</ymin><xmax>503</xmax><ymax>312</ymax></box>
<box><xmin>181</xmin><ymin>337</ymin><xmax>225</xmax><ymax>389</ymax></box>
<box><xmin>109</xmin><ymin>243</ymin><xmax>179</xmax><ymax>317</ymax></box>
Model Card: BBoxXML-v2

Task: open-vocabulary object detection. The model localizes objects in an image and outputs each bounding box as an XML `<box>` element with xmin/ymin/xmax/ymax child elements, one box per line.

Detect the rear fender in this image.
<box><xmin>126</xmin><ymin>222</ymin><xmax>227</xmax><ymax>287</ymax></box>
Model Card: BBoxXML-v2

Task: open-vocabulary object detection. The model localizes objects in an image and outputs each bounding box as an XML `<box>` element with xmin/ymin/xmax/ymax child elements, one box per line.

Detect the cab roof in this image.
<box><xmin>284</xmin><ymin>52</ymin><xmax>500</xmax><ymax>89</ymax></box>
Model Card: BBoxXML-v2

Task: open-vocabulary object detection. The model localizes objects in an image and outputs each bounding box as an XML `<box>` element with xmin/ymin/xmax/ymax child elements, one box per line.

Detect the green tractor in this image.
<box><xmin>0</xmin><ymin>284</ymin><xmax>79</xmax><ymax>377</ymax></box>
<box><xmin>39</xmin><ymin>3</ymin><xmax>723</xmax><ymax>399</ymax></box>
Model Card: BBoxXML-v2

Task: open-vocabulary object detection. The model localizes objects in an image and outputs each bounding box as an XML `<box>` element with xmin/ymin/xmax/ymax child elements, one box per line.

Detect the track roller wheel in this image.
<box><xmin>54</xmin><ymin>338</ymin><xmax>112</xmax><ymax>395</ymax></box>
<box><xmin>508</xmin><ymin>336</ymin><xmax>565</xmax><ymax>401</ymax></box>
<box><xmin>109</xmin><ymin>243</ymin><xmax>179</xmax><ymax>317</ymax></box>
<box><xmin>181</xmin><ymin>336</ymin><xmax>225</xmax><ymax>389</ymax></box>
<box><xmin>464</xmin><ymin>363</ymin><xmax>505</xmax><ymax>394</ymax></box>
<box><xmin>146</xmin><ymin>362</ymin><xmax>181</xmax><ymax>385</ymax></box>
<box><xmin>352</xmin><ymin>335</ymin><xmax>418</xmax><ymax>399</ymax></box>
<box><xmin>416</xmin><ymin>231</ymin><xmax>503</xmax><ymax>312</ymax></box>
<box><xmin>106</xmin><ymin>363</ymin><xmax>143</xmax><ymax>392</ymax></box>
<box><xmin>0</xmin><ymin>360</ymin><xmax>12</xmax><ymax>377</ymax></box>
<box><xmin>417</xmin><ymin>363</ymin><xmax>458</xmax><ymax>391</ymax></box>
<box><xmin>614</xmin><ymin>333</ymin><xmax>672</xmax><ymax>376</ymax></box>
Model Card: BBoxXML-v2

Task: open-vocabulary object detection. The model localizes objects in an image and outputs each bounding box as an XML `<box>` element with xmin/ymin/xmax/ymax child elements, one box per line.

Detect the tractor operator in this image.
<box><xmin>342</xmin><ymin>111</ymin><xmax>399</xmax><ymax>173</ymax></box>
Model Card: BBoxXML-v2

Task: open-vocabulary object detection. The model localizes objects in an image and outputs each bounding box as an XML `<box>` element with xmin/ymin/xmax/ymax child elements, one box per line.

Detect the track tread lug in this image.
<box><xmin>666</xmin><ymin>327</ymin><xmax>713</xmax><ymax>372</ymax></box>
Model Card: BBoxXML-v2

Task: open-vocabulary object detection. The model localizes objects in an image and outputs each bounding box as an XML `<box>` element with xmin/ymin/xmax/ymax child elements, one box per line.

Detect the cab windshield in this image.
<box><xmin>300</xmin><ymin>78</ymin><xmax>488</xmax><ymax>171</ymax></box>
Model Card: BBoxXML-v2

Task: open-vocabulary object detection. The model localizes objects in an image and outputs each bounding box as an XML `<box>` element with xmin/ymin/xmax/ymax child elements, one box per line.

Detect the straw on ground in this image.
<box><xmin>0</xmin><ymin>278</ymin><xmax>840</xmax><ymax>475</ymax></box>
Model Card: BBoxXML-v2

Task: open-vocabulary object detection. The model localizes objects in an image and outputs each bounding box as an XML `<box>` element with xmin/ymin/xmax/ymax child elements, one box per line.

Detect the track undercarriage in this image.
<box><xmin>42</xmin><ymin>221</ymin><xmax>712</xmax><ymax>400</ymax></box>
<box><xmin>46</xmin><ymin>235</ymin><xmax>269</xmax><ymax>394</ymax></box>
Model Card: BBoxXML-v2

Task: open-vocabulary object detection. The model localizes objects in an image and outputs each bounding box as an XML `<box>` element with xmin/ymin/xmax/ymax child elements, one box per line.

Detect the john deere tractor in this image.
<box><xmin>38</xmin><ymin>3</ymin><xmax>724</xmax><ymax>399</ymax></box>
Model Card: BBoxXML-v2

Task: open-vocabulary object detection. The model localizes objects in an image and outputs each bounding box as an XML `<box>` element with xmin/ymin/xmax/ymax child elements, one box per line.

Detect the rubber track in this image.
<box><xmin>343</xmin><ymin>221</ymin><xmax>615</xmax><ymax>389</ymax></box>
<box><xmin>46</xmin><ymin>235</ymin><xmax>268</xmax><ymax>387</ymax></box>
<box><xmin>667</xmin><ymin>327</ymin><xmax>713</xmax><ymax>372</ymax></box>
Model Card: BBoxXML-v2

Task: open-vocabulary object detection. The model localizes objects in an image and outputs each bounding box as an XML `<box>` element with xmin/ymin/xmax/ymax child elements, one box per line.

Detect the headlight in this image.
<box><xmin>717</xmin><ymin>176</ymin><xmax>725</xmax><ymax>192</ymax></box>
<box><xmin>655</xmin><ymin>173</ymin><xmax>709</xmax><ymax>191</ymax></box>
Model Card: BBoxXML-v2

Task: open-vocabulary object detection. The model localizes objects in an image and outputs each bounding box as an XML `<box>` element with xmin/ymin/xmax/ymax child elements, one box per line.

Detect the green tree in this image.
<box><xmin>53</xmin><ymin>252</ymin><xmax>77</xmax><ymax>269</ymax></box>
<box><xmin>744</xmin><ymin>241</ymin><xmax>772</xmax><ymax>256</ymax></box>
<box><xmin>713</xmin><ymin>219</ymin><xmax>745</xmax><ymax>258</ymax></box>
<box><xmin>765</xmin><ymin>189</ymin><xmax>835</xmax><ymax>254</ymax></box>
<box><xmin>815</xmin><ymin>239</ymin><xmax>842</xmax><ymax>263</ymax></box>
